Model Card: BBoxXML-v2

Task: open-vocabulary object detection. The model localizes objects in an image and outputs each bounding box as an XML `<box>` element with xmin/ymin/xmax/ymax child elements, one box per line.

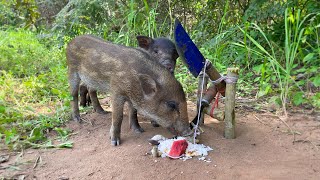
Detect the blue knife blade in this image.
<box><xmin>174</xmin><ymin>19</ymin><xmax>205</xmax><ymax>77</ymax></box>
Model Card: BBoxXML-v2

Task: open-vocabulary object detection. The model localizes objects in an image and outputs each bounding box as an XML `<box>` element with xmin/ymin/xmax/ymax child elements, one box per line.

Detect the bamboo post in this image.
<box><xmin>224</xmin><ymin>67</ymin><xmax>239</xmax><ymax>139</ymax></box>
<box><xmin>196</xmin><ymin>72</ymin><xmax>208</xmax><ymax>124</ymax></box>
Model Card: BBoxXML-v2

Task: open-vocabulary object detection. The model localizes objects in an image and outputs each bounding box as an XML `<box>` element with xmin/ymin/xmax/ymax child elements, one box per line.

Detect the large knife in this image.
<box><xmin>174</xmin><ymin>19</ymin><xmax>226</xmax><ymax>95</ymax></box>
<box><xmin>174</xmin><ymin>19</ymin><xmax>226</xmax><ymax>128</ymax></box>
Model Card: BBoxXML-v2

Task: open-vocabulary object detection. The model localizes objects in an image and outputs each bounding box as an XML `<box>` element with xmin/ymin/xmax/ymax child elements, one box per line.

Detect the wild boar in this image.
<box><xmin>66</xmin><ymin>35</ymin><xmax>192</xmax><ymax>146</ymax></box>
<box><xmin>79</xmin><ymin>35</ymin><xmax>179</xmax><ymax>132</ymax></box>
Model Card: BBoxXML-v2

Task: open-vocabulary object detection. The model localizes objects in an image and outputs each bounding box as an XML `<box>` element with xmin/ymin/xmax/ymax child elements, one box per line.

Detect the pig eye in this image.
<box><xmin>153</xmin><ymin>49</ymin><xmax>159</xmax><ymax>54</ymax></box>
<box><xmin>166</xmin><ymin>101</ymin><xmax>179</xmax><ymax>111</ymax></box>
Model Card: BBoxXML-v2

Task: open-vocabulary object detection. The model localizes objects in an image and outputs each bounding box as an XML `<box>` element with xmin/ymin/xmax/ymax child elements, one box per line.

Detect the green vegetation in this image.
<box><xmin>0</xmin><ymin>0</ymin><xmax>319</xmax><ymax>151</ymax></box>
<box><xmin>0</xmin><ymin>29</ymin><xmax>72</xmax><ymax>150</ymax></box>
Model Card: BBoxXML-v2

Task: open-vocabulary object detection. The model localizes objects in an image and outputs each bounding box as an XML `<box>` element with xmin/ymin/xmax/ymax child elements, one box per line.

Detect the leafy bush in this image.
<box><xmin>0</xmin><ymin>29</ymin><xmax>71</xmax><ymax>150</ymax></box>
<box><xmin>234</xmin><ymin>9</ymin><xmax>320</xmax><ymax>112</ymax></box>
<box><xmin>0</xmin><ymin>0</ymin><xmax>40</xmax><ymax>29</ymax></box>
<box><xmin>0</xmin><ymin>30</ymin><xmax>56</xmax><ymax>77</ymax></box>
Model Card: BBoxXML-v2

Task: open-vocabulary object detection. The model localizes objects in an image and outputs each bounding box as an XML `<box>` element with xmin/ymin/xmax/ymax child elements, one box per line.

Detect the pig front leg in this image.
<box><xmin>150</xmin><ymin>120</ymin><xmax>160</xmax><ymax>127</ymax></box>
<box><xmin>128</xmin><ymin>101</ymin><xmax>145</xmax><ymax>133</ymax></box>
<box><xmin>110</xmin><ymin>94</ymin><xmax>125</xmax><ymax>146</ymax></box>
<box><xmin>89</xmin><ymin>89</ymin><xmax>107</xmax><ymax>114</ymax></box>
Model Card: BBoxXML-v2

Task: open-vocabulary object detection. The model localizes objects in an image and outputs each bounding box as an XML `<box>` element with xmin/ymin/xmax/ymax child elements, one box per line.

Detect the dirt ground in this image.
<box><xmin>1</xmin><ymin>100</ymin><xmax>320</xmax><ymax>180</ymax></box>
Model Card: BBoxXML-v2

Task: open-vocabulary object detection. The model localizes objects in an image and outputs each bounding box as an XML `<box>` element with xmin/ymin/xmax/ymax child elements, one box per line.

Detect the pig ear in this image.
<box><xmin>136</xmin><ymin>36</ymin><xmax>154</xmax><ymax>50</ymax></box>
<box><xmin>139</xmin><ymin>74</ymin><xmax>157</xmax><ymax>98</ymax></box>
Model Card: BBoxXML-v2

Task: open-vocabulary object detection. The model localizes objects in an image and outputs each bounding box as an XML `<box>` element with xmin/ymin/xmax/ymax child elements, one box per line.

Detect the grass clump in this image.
<box><xmin>0</xmin><ymin>29</ymin><xmax>72</xmax><ymax>150</ymax></box>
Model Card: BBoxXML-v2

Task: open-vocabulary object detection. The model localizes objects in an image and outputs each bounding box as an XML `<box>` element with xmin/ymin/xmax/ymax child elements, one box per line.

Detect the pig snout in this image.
<box><xmin>162</xmin><ymin>61</ymin><xmax>175</xmax><ymax>74</ymax></box>
<box><xmin>181</xmin><ymin>128</ymin><xmax>193</xmax><ymax>137</ymax></box>
<box><xmin>167</xmin><ymin>122</ymin><xmax>193</xmax><ymax>137</ymax></box>
<box><xmin>167</xmin><ymin>126</ymin><xmax>193</xmax><ymax>137</ymax></box>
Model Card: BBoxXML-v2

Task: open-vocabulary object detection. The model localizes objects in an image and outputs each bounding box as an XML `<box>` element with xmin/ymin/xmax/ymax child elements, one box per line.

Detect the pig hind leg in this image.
<box><xmin>128</xmin><ymin>101</ymin><xmax>145</xmax><ymax>133</ymax></box>
<box><xmin>79</xmin><ymin>83</ymin><xmax>89</xmax><ymax>107</ymax></box>
<box><xmin>86</xmin><ymin>93</ymin><xmax>91</xmax><ymax>106</ymax></box>
<box><xmin>68</xmin><ymin>69</ymin><xmax>81</xmax><ymax>122</ymax></box>
<box><xmin>89</xmin><ymin>89</ymin><xmax>107</xmax><ymax>114</ymax></box>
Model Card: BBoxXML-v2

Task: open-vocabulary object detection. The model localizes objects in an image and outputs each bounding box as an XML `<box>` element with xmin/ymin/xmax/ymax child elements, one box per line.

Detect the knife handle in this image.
<box><xmin>202</xmin><ymin>84</ymin><xmax>217</xmax><ymax>105</ymax></box>
<box><xmin>205</xmin><ymin>61</ymin><xmax>226</xmax><ymax>96</ymax></box>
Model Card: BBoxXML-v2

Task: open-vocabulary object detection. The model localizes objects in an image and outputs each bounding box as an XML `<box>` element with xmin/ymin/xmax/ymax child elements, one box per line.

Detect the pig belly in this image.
<box><xmin>79</xmin><ymin>73</ymin><xmax>110</xmax><ymax>92</ymax></box>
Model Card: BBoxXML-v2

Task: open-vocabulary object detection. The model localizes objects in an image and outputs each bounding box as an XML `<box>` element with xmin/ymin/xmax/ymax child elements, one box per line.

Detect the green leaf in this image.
<box><xmin>254</xmin><ymin>77</ymin><xmax>260</xmax><ymax>82</ymax></box>
<box><xmin>296</xmin><ymin>67</ymin><xmax>306</xmax><ymax>73</ymax></box>
<box><xmin>51</xmin><ymin>88</ymin><xmax>60</xmax><ymax>95</ymax></box>
<box><xmin>269</xmin><ymin>96</ymin><xmax>282</xmax><ymax>107</ymax></box>
<box><xmin>312</xmin><ymin>75</ymin><xmax>320</xmax><ymax>87</ymax></box>
<box><xmin>0</xmin><ymin>105</ymin><xmax>6</xmax><ymax>114</ymax></box>
<box><xmin>54</xmin><ymin>127</ymin><xmax>70</xmax><ymax>138</ymax></box>
<box><xmin>303</xmin><ymin>53</ymin><xmax>314</xmax><ymax>63</ymax></box>
<box><xmin>289</xmin><ymin>14</ymin><xmax>295</xmax><ymax>23</ymax></box>
<box><xmin>253</xmin><ymin>64</ymin><xmax>263</xmax><ymax>74</ymax></box>
<box><xmin>56</xmin><ymin>141</ymin><xmax>73</xmax><ymax>148</ymax></box>
<box><xmin>311</xmin><ymin>93</ymin><xmax>320</xmax><ymax>108</ymax></box>
<box><xmin>4</xmin><ymin>128</ymin><xmax>17</xmax><ymax>144</ymax></box>
<box><xmin>257</xmin><ymin>84</ymin><xmax>271</xmax><ymax>97</ymax></box>
<box><xmin>292</xmin><ymin>92</ymin><xmax>304</xmax><ymax>106</ymax></box>
<box><xmin>29</xmin><ymin>127</ymin><xmax>45</xmax><ymax>142</ymax></box>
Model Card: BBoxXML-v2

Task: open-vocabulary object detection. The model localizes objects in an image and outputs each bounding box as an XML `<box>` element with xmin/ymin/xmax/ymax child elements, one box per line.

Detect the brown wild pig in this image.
<box><xmin>79</xmin><ymin>35</ymin><xmax>179</xmax><ymax>132</ymax></box>
<box><xmin>66</xmin><ymin>35</ymin><xmax>192</xmax><ymax>146</ymax></box>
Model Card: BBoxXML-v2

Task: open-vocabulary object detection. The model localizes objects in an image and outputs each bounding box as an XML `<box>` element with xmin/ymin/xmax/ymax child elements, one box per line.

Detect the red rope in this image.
<box><xmin>210</xmin><ymin>92</ymin><xmax>220</xmax><ymax>117</ymax></box>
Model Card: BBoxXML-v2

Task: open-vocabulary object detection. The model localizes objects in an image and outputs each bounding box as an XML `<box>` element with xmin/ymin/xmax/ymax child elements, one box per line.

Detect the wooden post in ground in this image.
<box><xmin>224</xmin><ymin>67</ymin><xmax>239</xmax><ymax>139</ymax></box>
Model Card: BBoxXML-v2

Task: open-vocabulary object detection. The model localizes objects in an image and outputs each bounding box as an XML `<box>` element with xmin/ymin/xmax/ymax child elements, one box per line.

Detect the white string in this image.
<box><xmin>193</xmin><ymin>60</ymin><xmax>209</xmax><ymax>144</ymax></box>
<box><xmin>211</xmin><ymin>76</ymin><xmax>238</xmax><ymax>84</ymax></box>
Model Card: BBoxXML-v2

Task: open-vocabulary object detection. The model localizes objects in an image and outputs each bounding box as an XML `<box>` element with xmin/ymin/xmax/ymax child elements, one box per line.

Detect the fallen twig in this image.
<box><xmin>293</xmin><ymin>139</ymin><xmax>310</xmax><ymax>143</ymax></box>
<box><xmin>278</xmin><ymin>116</ymin><xmax>296</xmax><ymax>143</ymax></box>
<box><xmin>0</xmin><ymin>154</ymin><xmax>10</xmax><ymax>163</ymax></box>
<box><xmin>253</xmin><ymin>114</ymin><xmax>266</xmax><ymax>125</ymax></box>
<box><xmin>293</xmin><ymin>139</ymin><xmax>319</xmax><ymax>150</ymax></box>
<box><xmin>81</xmin><ymin>117</ymin><xmax>94</xmax><ymax>126</ymax></box>
<box><xmin>0</xmin><ymin>164</ymin><xmax>21</xmax><ymax>170</ymax></box>
<box><xmin>33</xmin><ymin>155</ymin><xmax>41</xmax><ymax>169</ymax></box>
<box><xmin>236</xmin><ymin>98</ymin><xmax>257</xmax><ymax>103</ymax></box>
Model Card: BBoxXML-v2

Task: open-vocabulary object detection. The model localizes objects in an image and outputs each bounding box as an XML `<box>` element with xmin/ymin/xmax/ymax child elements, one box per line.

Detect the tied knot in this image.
<box><xmin>211</xmin><ymin>76</ymin><xmax>238</xmax><ymax>84</ymax></box>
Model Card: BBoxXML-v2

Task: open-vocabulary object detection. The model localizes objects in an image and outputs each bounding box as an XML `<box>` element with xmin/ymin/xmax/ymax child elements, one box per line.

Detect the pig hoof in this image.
<box><xmin>111</xmin><ymin>139</ymin><xmax>120</xmax><ymax>146</ymax></box>
<box><xmin>95</xmin><ymin>108</ymin><xmax>107</xmax><ymax>114</ymax></box>
<box><xmin>97</xmin><ymin>110</ymin><xmax>108</xmax><ymax>114</ymax></box>
<box><xmin>73</xmin><ymin>115</ymin><xmax>81</xmax><ymax>123</ymax></box>
<box><xmin>151</xmin><ymin>121</ymin><xmax>160</xmax><ymax>127</ymax></box>
<box><xmin>134</xmin><ymin>127</ymin><xmax>145</xmax><ymax>133</ymax></box>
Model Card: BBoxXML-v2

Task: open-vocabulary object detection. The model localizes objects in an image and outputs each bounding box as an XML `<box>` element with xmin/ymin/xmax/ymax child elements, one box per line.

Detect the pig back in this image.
<box><xmin>66</xmin><ymin>35</ymin><xmax>178</xmax><ymax>94</ymax></box>
<box><xmin>67</xmin><ymin>35</ymin><xmax>150</xmax><ymax>72</ymax></box>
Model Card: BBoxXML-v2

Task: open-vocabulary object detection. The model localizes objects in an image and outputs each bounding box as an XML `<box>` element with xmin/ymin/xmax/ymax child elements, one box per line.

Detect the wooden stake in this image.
<box><xmin>224</xmin><ymin>67</ymin><xmax>239</xmax><ymax>139</ymax></box>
